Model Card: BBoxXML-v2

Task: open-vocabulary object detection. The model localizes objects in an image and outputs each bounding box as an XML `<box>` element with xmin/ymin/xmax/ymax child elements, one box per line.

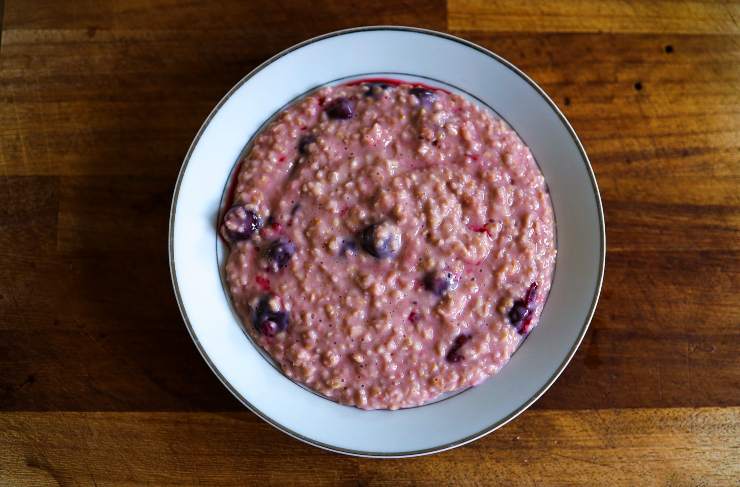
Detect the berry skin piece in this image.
<box><xmin>446</xmin><ymin>334</ymin><xmax>472</xmax><ymax>363</ymax></box>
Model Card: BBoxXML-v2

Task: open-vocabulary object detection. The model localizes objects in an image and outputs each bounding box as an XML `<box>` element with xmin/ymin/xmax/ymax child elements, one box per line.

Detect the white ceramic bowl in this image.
<box><xmin>169</xmin><ymin>26</ymin><xmax>605</xmax><ymax>457</ymax></box>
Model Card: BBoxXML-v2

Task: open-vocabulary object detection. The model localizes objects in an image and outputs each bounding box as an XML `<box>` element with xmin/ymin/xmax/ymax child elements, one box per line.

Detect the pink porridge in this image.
<box><xmin>221</xmin><ymin>80</ymin><xmax>556</xmax><ymax>410</ymax></box>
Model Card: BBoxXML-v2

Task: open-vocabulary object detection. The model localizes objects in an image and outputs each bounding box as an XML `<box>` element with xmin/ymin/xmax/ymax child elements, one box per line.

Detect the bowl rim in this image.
<box><xmin>168</xmin><ymin>25</ymin><xmax>606</xmax><ymax>458</ymax></box>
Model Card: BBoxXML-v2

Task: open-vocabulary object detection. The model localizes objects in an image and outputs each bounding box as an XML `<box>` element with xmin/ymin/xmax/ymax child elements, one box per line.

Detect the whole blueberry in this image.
<box><xmin>359</xmin><ymin>221</ymin><xmax>402</xmax><ymax>259</ymax></box>
<box><xmin>326</xmin><ymin>97</ymin><xmax>355</xmax><ymax>119</ymax></box>
<box><xmin>253</xmin><ymin>295</ymin><xmax>289</xmax><ymax>336</ymax></box>
<box><xmin>221</xmin><ymin>205</ymin><xmax>262</xmax><ymax>242</ymax></box>
<box><xmin>363</xmin><ymin>82</ymin><xmax>389</xmax><ymax>97</ymax></box>
<box><xmin>409</xmin><ymin>87</ymin><xmax>436</xmax><ymax>106</ymax></box>
<box><xmin>507</xmin><ymin>300</ymin><xmax>530</xmax><ymax>325</ymax></box>
<box><xmin>298</xmin><ymin>134</ymin><xmax>316</xmax><ymax>155</ymax></box>
<box><xmin>266</xmin><ymin>238</ymin><xmax>295</xmax><ymax>272</ymax></box>
<box><xmin>424</xmin><ymin>270</ymin><xmax>458</xmax><ymax>297</ymax></box>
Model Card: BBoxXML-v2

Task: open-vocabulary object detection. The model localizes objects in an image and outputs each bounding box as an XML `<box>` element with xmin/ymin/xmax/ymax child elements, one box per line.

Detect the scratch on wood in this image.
<box><xmin>722</xmin><ymin>3</ymin><xmax>739</xmax><ymax>27</ymax></box>
<box><xmin>25</xmin><ymin>455</ymin><xmax>65</xmax><ymax>487</ymax></box>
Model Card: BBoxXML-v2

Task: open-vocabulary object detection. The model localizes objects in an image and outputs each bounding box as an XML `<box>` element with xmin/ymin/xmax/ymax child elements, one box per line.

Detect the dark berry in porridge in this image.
<box><xmin>253</xmin><ymin>295</ymin><xmax>289</xmax><ymax>336</ymax></box>
<box><xmin>424</xmin><ymin>270</ymin><xmax>458</xmax><ymax>297</ymax></box>
<box><xmin>508</xmin><ymin>301</ymin><xmax>530</xmax><ymax>326</ymax></box>
<box><xmin>409</xmin><ymin>87</ymin><xmax>436</xmax><ymax>105</ymax></box>
<box><xmin>298</xmin><ymin>134</ymin><xmax>317</xmax><ymax>155</ymax></box>
<box><xmin>363</xmin><ymin>82</ymin><xmax>390</xmax><ymax>98</ymax></box>
<box><xmin>508</xmin><ymin>282</ymin><xmax>539</xmax><ymax>334</ymax></box>
<box><xmin>221</xmin><ymin>205</ymin><xmax>262</xmax><ymax>242</ymax></box>
<box><xmin>340</xmin><ymin>239</ymin><xmax>358</xmax><ymax>256</ymax></box>
<box><xmin>325</xmin><ymin>97</ymin><xmax>355</xmax><ymax>119</ymax></box>
<box><xmin>359</xmin><ymin>221</ymin><xmax>402</xmax><ymax>259</ymax></box>
<box><xmin>265</xmin><ymin>239</ymin><xmax>295</xmax><ymax>272</ymax></box>
<box><xmin>446</xmin><ymin>334</ymin><xmax>472</xmax><ymax>363</ymax></box>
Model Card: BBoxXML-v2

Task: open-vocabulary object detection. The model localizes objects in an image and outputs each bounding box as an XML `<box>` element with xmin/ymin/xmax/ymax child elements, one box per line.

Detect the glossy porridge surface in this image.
<box><xmin>221</xmin><ymin>81</ymin><xmax>556</xmax><ymax>410</ymax></box>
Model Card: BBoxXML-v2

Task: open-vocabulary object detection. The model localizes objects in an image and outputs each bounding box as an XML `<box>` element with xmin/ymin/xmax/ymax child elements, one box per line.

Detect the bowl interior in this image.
<box><xmin>170</xmin><ymin>27</ymin><xmax>604</xmax><ymax>457</ymax></box>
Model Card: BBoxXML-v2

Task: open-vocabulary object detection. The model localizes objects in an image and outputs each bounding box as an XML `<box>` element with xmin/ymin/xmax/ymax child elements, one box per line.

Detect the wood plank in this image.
<box><xmin>605</xmin><ymin>201</ymin><xmax>740</xmax><ymax>253</ymax></box>
<box><xmin>0</xmin><ymin>175</ymin><xmax>239</xmax><ymax>411</ymax></box>
<box><xmin>0</xmin><ymin>408</ymin><xmax>737</xmax><ymax>485</ymax></box>
<box><xmin>56</xmin><ymin>176</ymin><xmax>172</xmax><ymax>256</ymax></box>
<box><xmin>0</xmin><ymin>176</ymin><xmax>59</xmax><ymax>255</ymax></box>
<box><xmin>449</xmin><ymin>0</ymin><xmax>740</xmax><ymax>34</ymax></box>
<box><xmin>0</xmin><ymin>330</ymin><xmax>240</xmax><ymax>411</ymax></box>
<box><xmin>0</xmin><ymin>176</ymin><xmax>179</xmax><ymax>332</ymax></box>
<box><xmin>3</xmin><ymin>0</ymin><xmax>446</xmax><ymax>31</ymax></box>
<box><xmin>0</xmin><ymin>29</ymin><xmax>259</xmax><ymax>177</ymax></box>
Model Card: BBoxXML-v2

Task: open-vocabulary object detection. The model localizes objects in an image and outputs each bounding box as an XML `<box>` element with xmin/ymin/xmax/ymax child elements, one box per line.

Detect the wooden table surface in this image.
<box><xmin>1</xmin><ymin>1</ymin><xmax>738</xmax><ymax>485</ymax></box>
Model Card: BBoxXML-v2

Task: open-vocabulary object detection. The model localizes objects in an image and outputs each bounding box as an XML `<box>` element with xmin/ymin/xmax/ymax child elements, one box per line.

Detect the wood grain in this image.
<box><xmin>1</xmin><ymin>0</ymin><xmax>739</xmax><ymax>483</ymax></box>
<box><xmin>1</xmin><ymin>408</ymin><xmax>737</xmax><ymax>486</ymax></box>
<box><xmin>449</xmin><ymin>0</ymin><xmax>740</xmax><ymax>34</ymax></box>
<box><xmin>4</xmin><ymin>0</ymin><xmax>447</xmax><ymax>31</ymax></box>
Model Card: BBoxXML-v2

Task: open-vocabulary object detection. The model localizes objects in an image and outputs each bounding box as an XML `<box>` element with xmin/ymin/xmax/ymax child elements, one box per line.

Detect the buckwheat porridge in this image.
<box><xmin>221</xmin><ymin>80</ymin><xmax>556</xmax><ymax>410</ymax></box>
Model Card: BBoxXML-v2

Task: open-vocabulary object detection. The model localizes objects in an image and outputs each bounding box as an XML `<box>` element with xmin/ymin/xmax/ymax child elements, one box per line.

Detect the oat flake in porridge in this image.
<box><xmin>221</xmin><ymin>80</ymin><xmax>556</xmax><ymax>410</ymax></box>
